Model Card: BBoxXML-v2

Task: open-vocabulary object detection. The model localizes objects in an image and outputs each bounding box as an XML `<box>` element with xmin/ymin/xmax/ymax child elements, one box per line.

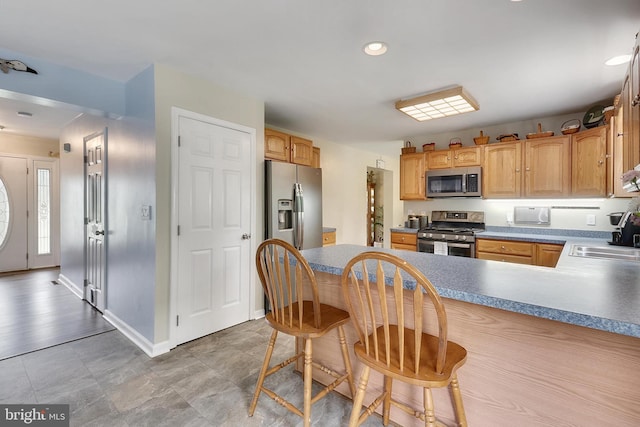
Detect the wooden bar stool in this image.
<box><xmin>249</xmin><ymin>239</ymin><xmax>356</xmax><ymax>427</ymax></box>
<box><xmin>341</xmin><ymin>251</ymin><xmax>468</xmax><ymax>427</ymax></box>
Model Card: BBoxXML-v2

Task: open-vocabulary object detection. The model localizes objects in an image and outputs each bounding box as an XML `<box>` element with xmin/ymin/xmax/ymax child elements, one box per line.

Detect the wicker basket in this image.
<box><xmin>497</xmin><ymin>134</ymin><xmax>519</xmax><ymax>142</ymax></box>
<box><xmin>473</xmin><ymin>130</ymin><xmax>490</xmax><ymax>145</ymax></box>
<box><xmin>422</xmin><ymin>143</ymin><xmax>436</xmax><ymax>152</ymax></box>
<box><xmin>560</xmin><ymin>119</ymin><xmax>581</xmax><ymax>135</ymax></box>
<box><xmin>401</xmin><ymin>146</ymin><xmax>416</xmax><ymax>154</ymax></box>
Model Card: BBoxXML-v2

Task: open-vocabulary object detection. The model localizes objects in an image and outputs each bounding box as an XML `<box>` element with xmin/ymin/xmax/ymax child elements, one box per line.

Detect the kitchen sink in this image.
<box><xmin>569</xmin><ymin>245</ymin><xmax>640</xmax><ymax>262</ymax></box>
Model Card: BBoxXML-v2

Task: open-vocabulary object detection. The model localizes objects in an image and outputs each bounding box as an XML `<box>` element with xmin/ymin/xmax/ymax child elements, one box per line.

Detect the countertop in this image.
<box><xmin>300</xmin><ymin>238</ymin><xmax>640</xmax><ymax>339</ymax></box>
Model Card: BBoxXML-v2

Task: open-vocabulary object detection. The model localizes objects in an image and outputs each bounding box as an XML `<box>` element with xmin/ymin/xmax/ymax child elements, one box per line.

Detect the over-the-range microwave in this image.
<box><xmin>426</xmin><ymin>166</ymin><xmax>482</xmax><ymax>198</ymax></box>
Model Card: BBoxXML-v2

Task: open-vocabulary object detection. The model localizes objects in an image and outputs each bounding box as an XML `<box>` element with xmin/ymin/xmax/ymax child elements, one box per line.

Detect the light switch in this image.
<box><xmin>141</xmin><ymin>205</ymin><xmax>152</xmax><ymax>220</ymax></box>
<box><xmin>586</xmin><ymin>214</ymin><xmax>596</xmax><ymax>226</ymax></box>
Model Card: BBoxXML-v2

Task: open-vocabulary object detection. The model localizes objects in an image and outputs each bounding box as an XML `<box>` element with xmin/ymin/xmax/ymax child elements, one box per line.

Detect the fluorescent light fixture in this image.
<box><xmin>363</xmin><ymin>41</ymin><xmax>388</xmax><ymax>56</ymax></box>
<box><xmin>17</xmin><ymin>111</ymin><xmax>33</xmax><ymax>117</ymax></box>
<box><xmin>395</xmin><ymin>86</ymin><xmax>479</xmax><ymax>121</ymax></box>
<box><xmin>605</xmin><ymin>54</ymin><xmax>632</xmax><ymax>66</ymax></box>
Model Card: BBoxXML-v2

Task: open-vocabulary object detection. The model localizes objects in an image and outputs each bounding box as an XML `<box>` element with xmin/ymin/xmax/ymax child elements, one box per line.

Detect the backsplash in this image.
<box><xmin>404</xmin><ymin>197</ymin><xmax>634</xmax><ymax>232</ymax></box>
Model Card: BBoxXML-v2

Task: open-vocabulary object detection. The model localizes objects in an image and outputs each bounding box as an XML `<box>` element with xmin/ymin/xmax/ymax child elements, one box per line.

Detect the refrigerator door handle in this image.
<box><xmin>293</xmin><ymin>183</ymin><xmax>304</xmax><ymax>249</ymax></box>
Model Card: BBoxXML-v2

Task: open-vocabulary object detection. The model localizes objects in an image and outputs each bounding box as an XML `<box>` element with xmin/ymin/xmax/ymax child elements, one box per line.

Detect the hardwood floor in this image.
<box><xmin>0</xmin><ymin>268</ymin><xmax>114</xmax><ymax>360</ymax></box>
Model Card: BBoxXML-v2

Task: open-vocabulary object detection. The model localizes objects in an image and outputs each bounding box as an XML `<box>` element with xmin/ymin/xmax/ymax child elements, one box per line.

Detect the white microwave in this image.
<box><xmin>426</xmin><ymin>166</ymin><xmax>482</xmax><ymax>198</ymax></box>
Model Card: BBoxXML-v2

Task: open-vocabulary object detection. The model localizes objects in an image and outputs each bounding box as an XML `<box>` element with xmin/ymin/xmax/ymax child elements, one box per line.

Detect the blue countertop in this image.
<box><xmin>300</xmin><ymin>239</ymin><xmax>640</xmax><ymax>339</ymax></box>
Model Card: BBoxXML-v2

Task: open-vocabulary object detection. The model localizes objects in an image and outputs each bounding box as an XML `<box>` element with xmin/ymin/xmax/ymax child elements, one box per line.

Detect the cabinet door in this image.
<box><xmin>427</xmin><ymin>150</ymin><xmax>452</xmax><ymax>169</ymax></box>
<box><xmin>630</xmin><ymin>43</ymin><xmax>640</xmax><ymax>169</ymax></box>
<box><xmin>400</xmin><ymin>153</ymin><xmax>426</xmax><ymax>200</ymax></box>
<box><xmin>312</xmin><ymin>146</ymin><xmax>321</xmax><ymax>168</ymax></box>
<box><xmin>483</xmin><ymin>142</ymin><xmax>522</xmax><ymax>198</ymax></box>
<box><xmin>291</xmin><ymin>136</ymin><xmax>313</xmax><ymax>166</ymax></box>
<box><xmin>265</xmin><ymin>129</ymin><xmax>290</xmax><ymax>162</ymax></box>
<box><xmin>453</xmin><ymin>146</ymin><xmax>482</xmax><ymax>166</ymax></box>
<box><xmin>524</xmin><ymin>136</ymin><xmax>571</xmax><ymax>197</ymax></box>
<box><xmin>536</xmin><ymin>243</ymin><xmax>563</xmax><ymax>268</ymax></box>
<box><xmin>572</xmin><ymin>127</ymin><xmax>607</xmax><ymax>196</ymax></box>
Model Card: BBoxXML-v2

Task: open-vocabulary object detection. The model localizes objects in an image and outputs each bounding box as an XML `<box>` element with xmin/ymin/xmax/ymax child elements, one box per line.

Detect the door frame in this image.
<box><xmin>168</xmin><ymin>107</ymin><xmax>257</xmax><ymax>348</ymax></box>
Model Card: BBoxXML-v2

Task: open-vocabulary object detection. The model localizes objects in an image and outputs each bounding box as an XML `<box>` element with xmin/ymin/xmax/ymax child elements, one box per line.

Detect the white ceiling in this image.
<box><xmin>0</xmin><ymin>0</ymin><xmax>639</xmax><ymax>144</ymax></box>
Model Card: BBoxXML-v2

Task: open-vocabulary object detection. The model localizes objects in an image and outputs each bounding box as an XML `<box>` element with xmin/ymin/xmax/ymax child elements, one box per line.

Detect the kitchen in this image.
<box><xmin>1</xmin><ymin>1</ymin><xmax>640</xmax><ymax>426</ymax></box>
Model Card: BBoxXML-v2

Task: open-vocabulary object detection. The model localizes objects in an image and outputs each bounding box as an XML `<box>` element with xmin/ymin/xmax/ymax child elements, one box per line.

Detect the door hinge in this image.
<box><xmin>26</xmin><ymin>253</ymin><xmax>28</xmax><ymax>260</ymax></box>
<box><xmin>177</xmin><ymin>225</ymin><xmax>181</xmax><ymax>236</ymax></box>
<box><xmin>83</xmin><ymin>279</ymin><xmax>88</xmax><ymax>287</ymax></box>
<box><xmin>176</xmin><ymin>315</ymin><xmax>180</xmax><ymax>327</ymax></box>
<box><xmin>84</xmin><ymin>155</ymin><xmax>88</xmax><ymax>164</ymax></box>
<box><xmin>178</xmin><ymin>136</ymin><xmax>181</xmax><ymax>147</ymax></box>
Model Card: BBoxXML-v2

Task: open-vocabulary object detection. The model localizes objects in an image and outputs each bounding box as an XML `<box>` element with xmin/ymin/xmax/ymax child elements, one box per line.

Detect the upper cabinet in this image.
<box><xmin>524</xmin><ymin>135</ymin><xmax>571</xmax><ymax>198</ymax></box>
<box><xmin>400</xmin><ymin>153</ymin><xmax>427</xmax><ymax>200</ymax></box>
<box><xmin>572</xmin><ymin>126</ymin><xmax>607</xmax><ymax>197</ymax></box>
<box><xmin>265</xmin><ymin>128</ymin><xmax>314</xmax><ymax>166</ymax></box>
<box><xmin>427</xmin><ymin>146</ymin><xmax>482</xmax><ymax>169</ymax></box>
<box><xmin>483</xmin><ymin>142</ymin><xmax>522</xmax><ymax>198</ymax></box>
<box><xmin>629</xmin><ymin>39</ymin><xmax>640</xmax><ymax>169</ymax></box>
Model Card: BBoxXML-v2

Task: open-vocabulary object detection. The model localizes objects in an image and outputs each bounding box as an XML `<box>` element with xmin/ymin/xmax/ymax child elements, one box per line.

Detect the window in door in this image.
<box><xmin>37</xmin><ymin>168</ymin><xmax>51</xmax><ymax>255</ymax></box>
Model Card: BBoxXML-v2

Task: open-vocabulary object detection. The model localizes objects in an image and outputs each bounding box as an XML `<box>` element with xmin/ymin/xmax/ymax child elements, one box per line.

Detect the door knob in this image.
<box><xmin>241</xmin><ymin>233</ymin><xmax>251</xmax><ymax>240</ymax></box>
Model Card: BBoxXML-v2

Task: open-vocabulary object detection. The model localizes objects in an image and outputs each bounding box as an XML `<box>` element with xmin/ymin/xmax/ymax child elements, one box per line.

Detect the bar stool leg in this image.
<box><xmin>303</xmin><ymin>338</ymin><xmax>313</xmax><ymax>427</ymax></box>
<box><xmin>338</xmin><ymin>325</ymin><xmax>356</xmax><ymax>397</ymax></box>
<box><xmin>349</xmin><ymin>365</ymin><xmax>370</xmax><ymax>427</ymax></box>
<box><xmin>249</xmin><ymin>329</ymin><xmax>278</xmax><ymax>416</ymax></box>
<box><xmin>450</xmin><ymin>374</ymin><xmax>467</xmax><ymax>427</ymax></box>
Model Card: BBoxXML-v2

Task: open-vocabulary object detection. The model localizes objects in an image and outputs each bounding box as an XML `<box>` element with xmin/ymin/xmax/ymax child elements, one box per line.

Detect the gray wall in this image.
<box><xmin>59</xmin><ymin>66</ymin><xmax>157</xmax><ymax>341</ymax></box>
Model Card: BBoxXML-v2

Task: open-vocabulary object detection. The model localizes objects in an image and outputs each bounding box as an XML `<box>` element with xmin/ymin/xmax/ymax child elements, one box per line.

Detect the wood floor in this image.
<box><xmin>0</xmin><ymin>268</ymin><xmax>115</xmax><ymax>360</ymax></box>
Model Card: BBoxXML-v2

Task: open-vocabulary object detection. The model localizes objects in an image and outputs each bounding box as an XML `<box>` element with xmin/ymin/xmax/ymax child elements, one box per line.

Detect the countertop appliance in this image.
<box><xmin>265</xmin><ymin>160</ymin><xmax>323</xmax><ymax>250</ymax></box>
<box><xmin>426</xmin><ymin>166</ymin><xmax>482</xmax><ymax>198</ymax></box>
<box><xmin>417</xmin><ymin>210</ymin><xmax>485</xmax><ymax>257</ymax></box>
<box><xmin>617</xmin><ymin>211</ymin><xmax>640</xmax><ymax>247</ymax></box>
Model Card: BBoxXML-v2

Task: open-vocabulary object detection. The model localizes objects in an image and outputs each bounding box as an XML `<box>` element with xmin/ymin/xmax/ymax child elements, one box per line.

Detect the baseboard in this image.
<box><xmin>57</xmin><ymin>274</ymin><xmax>83</xmax><ymax>299</ymax></box>
<box><xmin>103</xmin><ymin>310</ymin><xmax>171</xmax><ymax>358</ymax></box>
<box><xmin>254</xmin><ymin>309</ymin><xmax>265</xmax><ymax>319</ymax></box>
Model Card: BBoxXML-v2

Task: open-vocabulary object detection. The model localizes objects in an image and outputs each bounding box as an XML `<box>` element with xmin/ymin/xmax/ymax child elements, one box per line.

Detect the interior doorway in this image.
<box><xmin>366</xmin><ymin>167</ymin><xmax>393</xmax><ymax>248</ymax></box>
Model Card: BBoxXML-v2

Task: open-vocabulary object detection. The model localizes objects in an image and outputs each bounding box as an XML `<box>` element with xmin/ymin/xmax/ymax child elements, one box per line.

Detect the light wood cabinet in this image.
<box><xmin>536</xmin><ymin>243</ymin><xmax>563</xmax><ymax>268</ymax></box>
<box><xmin>427</xmin><ymin>146</ymin><xmax>482</xmax><ymax>169</ymax></box>
<box><xmin>610</xmin><ymin>96</ymin><xmax>630</xmax><ymax>197</ymax></box>
<box><xmin>265</xmin><ymin>128</ymin><xmax>290</xmax><ymax>162</ymax></box>
<box><xmin>390</xmin><ymin>232</ymin><xmax>417</xmax><ymax>251</ymax></box>
<box><xmin>312</xmin><ymin>147</ymin><xmax>321</xmax><ymax>168</ymax></box>
<box><xmin>483</xmin><ymin>137</ymin><xmax>570</xmax><ymax>198</ymax></box>
<box><xmin>630</xmin><ymin>40</ymin><xmax>640</xmax><ymax>169</ymax></box>
<box><xmin>264</xmin><ymin>128</ymin><xmax>314</xmax><ymax>166</ymax></box>
<box><xmin>476</xmin><ymin>238</ymin><xmax>564</xmax><ymax>267</ymax></box>
<box><xmin>483</xmin><ymin>142</ymin><xmax>522</xmax><ymax>198</ymax></box>
<box><xmin>476</xmin><ymin>238</ymin><xmax>534</xmax><ymax>264</ymax></box>
<box><xmin>322</xmin><ymin>230</ymin><xmax>336</xmax><ymax>246</ymax></box>
<box><xmin>571</xmin><ymin>126</ymin><xmax>607</xmax><ymax>197</ymax></box>
<box><xmin>400</xmin><ymin>153</ymin><xmax>426</xmax><ymax>200</ymax></box>
<box><xmin>524</xmin><ymin>135</ymin><xmax>571</xmax><ymax>198</ymax></box>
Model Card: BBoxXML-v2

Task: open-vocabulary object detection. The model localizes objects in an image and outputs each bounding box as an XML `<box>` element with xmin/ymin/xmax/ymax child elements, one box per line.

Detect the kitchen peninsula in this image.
<box><xmin>300</xmin><ymin>242</ymin><xmax>640</xmax><ymax>426</ymax></box>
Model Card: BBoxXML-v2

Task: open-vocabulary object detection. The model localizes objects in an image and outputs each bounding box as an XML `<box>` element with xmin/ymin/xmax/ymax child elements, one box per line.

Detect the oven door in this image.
<box><xmin>418</xmin><ymin>240</ymin><xmax>475</xmax><ymax>257</ymax></box>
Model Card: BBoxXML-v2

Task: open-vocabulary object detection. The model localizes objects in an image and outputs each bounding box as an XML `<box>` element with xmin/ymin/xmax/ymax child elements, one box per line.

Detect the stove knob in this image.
<box><xmin>460</xmin><ymin>235</ymin><xmax>467</xmax><ymax>241</ymax></box>
<box><xmin>440</xmin><ymin>234</ymin><xmax>446</xmax><ymax>240</ymax></box>
<box><xmin>427</xmin><ymin>233</ymin><xmax>433</xmax><ymax>238</ymax></box>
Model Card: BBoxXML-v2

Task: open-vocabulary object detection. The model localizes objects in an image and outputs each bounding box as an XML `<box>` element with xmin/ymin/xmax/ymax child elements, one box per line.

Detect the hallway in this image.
<box><xmin>0</xmin><ymin>268</ymin><xmax>114</xmax><ymax>360</ymax></box>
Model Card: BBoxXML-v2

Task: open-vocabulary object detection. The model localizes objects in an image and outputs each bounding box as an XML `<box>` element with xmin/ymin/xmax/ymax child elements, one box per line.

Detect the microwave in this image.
<box><xmin>426</xmin><ymin>166</ymin><xmax>482</xmax><ymax>198</ymax></box>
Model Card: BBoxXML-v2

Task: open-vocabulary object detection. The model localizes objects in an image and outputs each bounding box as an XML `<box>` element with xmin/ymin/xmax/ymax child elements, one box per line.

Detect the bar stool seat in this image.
<box><xmin>249</xmin><ymin>239</ymin><xmax>356</xmax><ymax>427</ymax></box>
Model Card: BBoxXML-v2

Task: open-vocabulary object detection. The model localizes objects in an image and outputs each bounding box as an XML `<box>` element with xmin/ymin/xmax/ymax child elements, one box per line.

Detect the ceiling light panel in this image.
<box><xmin>395</xmin><ymin>86</ymin><xmax>479</xmax><ymax>121</ymax></box>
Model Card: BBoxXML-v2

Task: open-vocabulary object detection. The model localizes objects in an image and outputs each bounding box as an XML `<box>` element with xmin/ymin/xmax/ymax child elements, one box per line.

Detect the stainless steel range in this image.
<box><xmin>417</xmin><ymin>210</ymin><xmax>485</xmax><ymax>257</ymax></box>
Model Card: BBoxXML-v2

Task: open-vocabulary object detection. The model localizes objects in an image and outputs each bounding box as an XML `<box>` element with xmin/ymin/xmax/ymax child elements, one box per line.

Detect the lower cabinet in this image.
<box><xmin>476</xmin><ymin>238</ymin><xmax>563</xmax><ymax>267</ymax></box>
<box><xmin>390</xmin><ymin>232</ymin><xmax>417</xmax><ymax>251</ymax></box>
<box><xmin>322</xmin><ymin>230</ymin><xmax>336</xmax><ymax>246</ymax></box>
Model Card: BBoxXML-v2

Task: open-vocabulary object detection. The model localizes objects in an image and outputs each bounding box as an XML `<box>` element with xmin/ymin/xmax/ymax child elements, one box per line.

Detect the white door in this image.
<box><xmin>175</xmin><ymin>115</ymin><xmax>252</xmax><ymax>345</ymax></box>
<box><xmin>0</xmin><ymin>156</ymin><xmax>28</xmax><ymax>272</ymax></box>
<box><xmin>84</xmin><ymin>131</ymin><xmax>107</xmax><ymax>312</ymax></box>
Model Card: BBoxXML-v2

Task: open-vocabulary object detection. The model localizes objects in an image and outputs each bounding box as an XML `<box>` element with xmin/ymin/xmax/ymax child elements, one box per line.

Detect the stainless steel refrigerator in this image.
<box><xmin>265</xmin><ymin>160</ymin><xmax>323</xmax><ymax>249</ymax></box>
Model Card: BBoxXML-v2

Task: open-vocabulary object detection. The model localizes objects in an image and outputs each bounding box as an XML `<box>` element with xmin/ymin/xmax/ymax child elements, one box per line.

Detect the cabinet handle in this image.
<box><xmin>515</xmin><ymin>168</ymin><xmax>520</xmax><ymax>172</ymax></box>
<box><xmin>598</xmin><ymin>160</ymin><xmax>604</xmax><ymax>165</ymax></box>
<box><xmin>618</xmin><ymin>132</ymin><xmax>624</xmax><ymax>137</ymax></box>
<box><xmin>501</xmin><ymin>245</ymin><xmax>506</xmax><ymax>250</ymax></box>
<box><xmin>525</xmin><ymin>167</ymin><xmax>530</xmax><ymax>171</ymax></box>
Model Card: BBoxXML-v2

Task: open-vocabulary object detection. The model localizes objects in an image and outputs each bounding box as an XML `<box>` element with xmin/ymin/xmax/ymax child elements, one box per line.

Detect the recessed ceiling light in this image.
<box><xmin>605</xmin><ymin>54</ymin><xmax>632</xmax><ymax>66</ymax></box>
<box><xmin>17</xmin><ymin>111</ymin><xmax>33</xmax><ymax>117</ymax></box>
<box><xmin>363</xmin><ymin>41</ymin><xmax>388</xmax><ymax>56</ymax></box>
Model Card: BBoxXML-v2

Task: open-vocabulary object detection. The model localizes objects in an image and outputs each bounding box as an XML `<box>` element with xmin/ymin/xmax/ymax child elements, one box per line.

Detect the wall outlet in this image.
<box><xmin>586</xmin><ymin>214</ymin><xmax>596</xmax><ymax>226</ymax></box>
<box><xmin>506</xmin><ymin>211</ymin><xmax>514</xmax><ymax>223</ymax></box>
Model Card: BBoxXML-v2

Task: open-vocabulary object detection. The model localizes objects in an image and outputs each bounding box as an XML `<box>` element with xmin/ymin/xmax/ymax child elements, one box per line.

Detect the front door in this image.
<box><xmin>0</xmin><ymin>156</ymin><xmax>28</xmax><ymax>272</ymax></box>
<box><xmin>84</xmin><ymin>130</ymin><xmax>107</xmax><ymax>312</ymax></box>
<box><xmin>174</xmin><ymin>113</ymin><xmax>252</xmax><ymax>345</ymax></box>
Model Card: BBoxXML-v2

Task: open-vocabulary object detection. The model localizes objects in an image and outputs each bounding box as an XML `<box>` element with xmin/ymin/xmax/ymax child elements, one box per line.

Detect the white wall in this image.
<box><xmin>153</xmin><ymin>64</ymin><xmax>265</xmax><ymax>342</ymax></box>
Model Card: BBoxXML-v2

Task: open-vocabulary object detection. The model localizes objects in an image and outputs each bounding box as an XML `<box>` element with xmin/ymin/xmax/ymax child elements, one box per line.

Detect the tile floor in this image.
<box><xmin>0</xmin><ymin>319</ymin><xmax>385</xmax><ymax>426</ymax></box>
